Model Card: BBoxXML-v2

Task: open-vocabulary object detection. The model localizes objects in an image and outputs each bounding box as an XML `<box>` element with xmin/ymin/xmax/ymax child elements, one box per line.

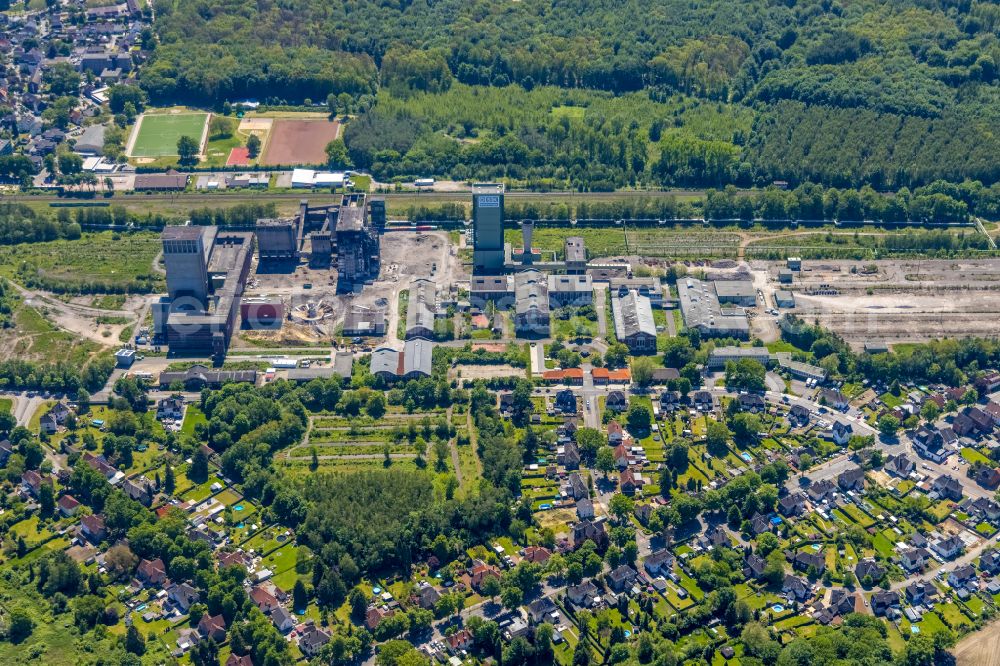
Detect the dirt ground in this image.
<box><xmin>261</xmin><ymin>119</ymin><xmax>340</xmax><ymax>166</ymax></box>
<box><xmin>954</xmin><ymin>624</ymin><xmax>1000</xmax><ymax>666</ymax></box>
<box><xmin>236</xmin><ymin>231</ymin><xmax>455</xmax><ymax>348</ymax></box>
<box><xmin>745</xmin><ymin>258</ymin><xmax>1000</xmax><ymax>348</ymax></box>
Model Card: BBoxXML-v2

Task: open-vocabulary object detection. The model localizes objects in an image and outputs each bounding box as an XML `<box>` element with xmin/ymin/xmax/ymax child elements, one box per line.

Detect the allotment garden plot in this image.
<box><xmin>278</xmin><ymin>407</ymin><xmax>476</xmax><ymax>484</ymax></box>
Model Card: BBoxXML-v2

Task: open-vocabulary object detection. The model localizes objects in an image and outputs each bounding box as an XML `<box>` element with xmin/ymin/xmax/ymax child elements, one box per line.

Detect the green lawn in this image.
<box><xmin>131</xmin><ymin>112</ymin><xmax>208</xmax><ymax>157</ymax></box>
<box><xmin>961</xmin><ymin>447</ymin><xmax>992</xmax><ymax>465</ymax></box>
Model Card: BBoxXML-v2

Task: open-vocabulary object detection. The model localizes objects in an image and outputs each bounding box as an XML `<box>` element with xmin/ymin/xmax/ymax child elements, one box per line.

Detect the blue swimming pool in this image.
<box><xmin>811</xmin><ymin>543</ymin><xmax>821</xmax><ymax>550</ymax></box>
<box><xmin>911</xmin><ymin>626</ymin><xmax>920</xmax><ymax>634</ymax></box>
<box><xmin>234</xmin><ymin>505</ymin><xmax>244</xmax><ymax>511</ymax></box>
<box><xmin>772</xmin><ymin>604</ymin><xmax>785</xmax><ymax>613</ymax></box>
<box><xmin>539</xmin><ymin>503</ymin><xmax>553</xmax><ymax>510</ymax></box>
<box><xmin>740</xmin><ymin>453</ymin><xmax>752</xmax><ymax>462</ymax></box>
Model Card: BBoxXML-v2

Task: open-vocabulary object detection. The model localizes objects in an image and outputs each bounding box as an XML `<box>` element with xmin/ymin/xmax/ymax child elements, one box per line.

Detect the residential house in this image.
<box><xmin>21</xmin><ymin>470</ymin><xmax>43</xmax><ymax>497</ymax></box>
<box><xmin>900</xmin><ymin>547</ymin><xmax>931</xmax><ymax>572</ymax></box>
<box><xmin>576</xmin><ymin>498</ymin><xmax>595</xmax><ymax>520</ymax></box>
<box><xmin>634</xmin><ymin>503</ymin><xmax>654</xmax><ymax>525</ymax></box>
<box><xmin>954</xmin><ymin>407</ymin><xmax>993</xmax><ymax>437</ymax></box>
<box><xmin>659</xmin><ymin>391</ymin><xmax>681</xmax><ymax>412</ymax></box>
<box><xmin>838</xmin><ymin>466</ymin><xmax>865</xmax><ymax>491</ymax></box>
<box><xmin>80</xmin><ymin>513</ymin><xmax>107</xmax><ymax>543</ymax></box>
<box><xmin>778</xmin><ymin>492</ymin><xmax>807</xmax><ymax>517</ymax></box>
<box><xmin>57</xmin><ymin>494</ymin><xmax>80</xmax><ymax>517</ymax></box>
<box><xmin>522</xmin><ymin>546</ymin><xmax>551</xmax><ymax>564</ymax></box>
<box><xmin>749</xmin><ymin>512</ymin><xmax>771</xmax><ymax>536</ymax></box>
<box><xmin>975</xmin><ymin>467</ymin><xmax>1000</xmax><ymax>490</ymax></box>
<box><xmin>250</xmin><ymin>585</ymin><xmax>281</xmax><ymax>613</ymax></box>
<box><xmin>573</xmin><ymin>520</ymin><xmax>609</xmax><ymax>550</ymax></box>
<box><xmin>884</xmin><ymin>453</ymin><xmax>915</xmax><ymax>478</ymax></box>
<box><xmin>643</xmin><ymin>550</ymin><xmax>675</xmax><ymax>578</ymax></box>
<box><xmin>620</xmin><ymin>469</ymin><xmax>639</xmax><ymax>495</ymax></box>
<box><xmin>566</xmin><ymin>581</ymin><xmax>600</xmax><ymax>607</ymax></box>
<box><xmin>782</xmin><ymin>574</ymin><xmax>812</xmax><ymax>601</ymax></box>
<box><xmin>932</xmin><ymin>535</ymin><xmax>964</xmax><ymax>559</ymax></box>
<box><xmin>818</xmin><ymin>388</ymin><xmax>848</xmax><ymax>410</ymax></box>
<box><xmin>743</xmin><ymin>553</ymin><xmax>767</xmax><ymax>580</ymax></box>
<box><xmin>226</xmin><ymin>655</ymin><xmax>254</xmax><ymax>666</ymax></box>
<box><xmin>931</xmin><ymin>475</ymin><xmax>963</xmax><ymax>502</ymax></box>
<box><xmin>693</xmin><ymin>391</ymin><xmax>714</xmax><ymax>411</ymax></box>
<box><xmin>469</xmin><ymin>561</ymin><xmax>501</xmax><ymax>591</ymax></box>
<box><xmin>607</xmin><ymin>391</ymin><xmax>628</xmax><ymax>412</ymax></box>
<box><xmin>980</xmin><ymin>550</ymin><xmax>1000</xmax><ymax>574</ymax></box>
<box><xmin>526</xmin><ymin>597</ymin><xmax>558</xmax><ymax>624</ymax></box>
<box><xmin>606</xmin><ymin>565</ymin><xmax>638</xmax><ymax>593</ymax></box>
<box><xmin>415</xmin><ymin>583</ymin><xmax>441</xmax><ymax>610</ymax></box>
<box><xmin>198</xmin><ymin>613</ymin><xmax>227</xmax><ymax>642</ymax></box>
<box><xmin>167</xmin><ymin>583</ymin><xmax>200</xmax><ymax>613</ymax></box>
<box><xmin>738</xmin><ymin>393</ymin><xmax>766</xmax><ymax>413</ymax></box>
<box><xmin>806</xmin><ymin>479</ymin><xmax>836</xmax><ymax>503</ymax></box>
<box><xmin>969</xmin><ymin>498</ymin><xmax>1000</xmax><ymax>523</ymax></box>
<box><xmin>871</xmin><ymin>590</ymin><xmax>899</xmax><ymax>617</ymax></box>
<box><xmin>555</xmin><ymin>389</ymin><xmax>577</xmax><ymax>414</ymax></box>
<box><xmin>559</xmin><ymin>442</ymin><xmax>581</xmax><ymax>470</ymax></box>
<box><xmin>137</xmin><ymin>558</ymin><xmax>167</xmax><ymax>586</ymax></box>
<box><xmin>298</xmin><ymin>626</ymin><xmax>331</xmax><ymax>658</ymax></box>
<box><xmin>365</xmin><ymin>605</ymin><xmax>395</xmax><ymax>630</ymax></box>
<box><xmin>912</xmin><ymin>425</ymin><xmax>953</xmax><ymax>463</ymax></box>
<box><xmin>271</xmin><ymin>607</ymin><xmax>296</xmax><ymax>633</ymax></box>
<box><xmin>156</xmin><ymin>396</ymin><xmax>184</xmax><ymax>420</ymax></box>
<box><xmin>830</xmin><ymin>420</ymin><xmax>852</xmax><ymax>446</ymax></box>
<box><xmin>948</xmin><ymin>564</ymin><xmax>978</xmax><ymax>591</ymax></box>
<box><xmin>788</xmin><ymin>404</ymin><xmax>810</xmax><ymax>426</ymax></box>
<box><xmin>610</xmin><ymin>444</ymin><xmax>630</xmax><ymax>470</ymax></box>
<box><xmin>855</xmin><ymin>559</ymin><xmax>886</xmax><ymax>584</ymax></box>
<box><xmin>607</xmin><ymin>421</ymin><xmax>624</xmax><ymax>444</ymax></box>
<box><xmin>446</xmin><ymin>629</ymin><xmax>473</xmax><ymax>653</ymax></box>
<box><xmin>566</xmin><ymin>472</ymin><xmax>588</xmax><ymax>500</ymax></box>
<box><xmin>791</xmin><ymin>550</ymin><xmax>826</xmax><ymax>575</ymax></box>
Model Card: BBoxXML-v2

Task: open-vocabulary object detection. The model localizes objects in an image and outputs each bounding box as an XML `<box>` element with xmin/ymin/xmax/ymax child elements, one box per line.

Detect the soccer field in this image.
<box><xmin>129</xmin><ymin>113</ymin><xmax>209</xmax><ymax>157</ymax></box>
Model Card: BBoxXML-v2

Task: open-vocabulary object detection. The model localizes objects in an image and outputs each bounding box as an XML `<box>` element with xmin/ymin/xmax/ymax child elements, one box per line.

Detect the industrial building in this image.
<box><xmin>472</xmin><ymin>183</ymin><xmax>505</xmax><ymax>274</ymax></box>
<box><xmin>335</xmin><ymin>193</ymin><xmax>381</xmax><ymax>288</ymax></box>
<box><xmin>405</xmin><ymin>278</ymin><xmax>438</xmax><ymax>340</ymax></box>
<box><xmin>371</xmin><ymin>338</ymin><xmax>434</xmax><ymax>381</ymax></box>
<box><xmin>609</xmin><ymin>277</ymin><xmax>664</xmax><ymax>308</ymax></box>
<box><xmin>677</xmin><ymin>278</ymin><xmax>750</xmax><ymax>339</ymax></box>
<box><xmin>241</xmin><ymin>296</ymin><xmax>284</xmax><ymax>329</ymax></box>
<box><xmin>564</xmin><ymin>237</ymin><xmax>587</xmax><ymax>273</ymax></box>
<box><xmin>342</xmin><ymin>307</ymin><xmax>387</xmax><ymax>337</ymax></box>
<box><xmin>153</xmin><ymin>226</ymin><xmax>254</xmax><ymax>359</ymax></box>
<box><xmin>714</xmin><ymin>280</ymin><xmax>757</xmax><ymax>306</ymax></box>
<box><xmin>254</xmin><ymin>195</ymin><xmax>383</xmax><ymax>289</ymax></box>
<box><xmin>158</xmin><ymin>365</ymin><xmax>258</xmax><ymax>389</ymax></box>
<box><xmin>774</xmin><ymin>290</ymin><xmax>796</xmax><ymax>308</ymax></box>
<box><xmin>513</xmin><ymin>271</ymin><xmax>550</xmax><ymax>336</ymax></box>
<box><xmin>612</xmin><ymin>290</ymin><xmax>656</xmax><ymax>353</ymax></box>
<box><xmin>469</xmin><ymin>275</ymin><xmax>513</xmax><ymax>310</ymax></box>
<box><xmin>548</xmin><ymin>274</ymin><xmax>593</xmax><ymax>308</ymax></box>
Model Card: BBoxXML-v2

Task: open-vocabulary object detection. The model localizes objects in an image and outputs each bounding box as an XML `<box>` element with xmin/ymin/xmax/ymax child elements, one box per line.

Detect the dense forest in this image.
<box><xmin>146</xmin><ymin>0</ymin><xmax>1000</xmax><ymax>192</ymax></box>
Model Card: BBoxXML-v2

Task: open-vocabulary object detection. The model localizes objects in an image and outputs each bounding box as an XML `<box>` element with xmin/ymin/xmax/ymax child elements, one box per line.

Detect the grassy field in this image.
<box><xmin>131</xmin><ymin>112</ymin><xmax>208</xmax><ymax>157</ymax></box>
<box><xmin>0</xmin><ymin>231</ymin><xmax>162</xmax><ymax>292</ymax></box>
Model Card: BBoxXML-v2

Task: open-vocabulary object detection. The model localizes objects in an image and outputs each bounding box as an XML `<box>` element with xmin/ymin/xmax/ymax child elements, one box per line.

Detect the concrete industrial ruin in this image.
<box><xmin>255</xmin><ymin>194</ymin><xmax>385</xmax><ymax>290</ymax></box>
<box><xmin>153</xmin><ymin>226</ymin><xmax>255</xmax><ymax>359</ymax></box>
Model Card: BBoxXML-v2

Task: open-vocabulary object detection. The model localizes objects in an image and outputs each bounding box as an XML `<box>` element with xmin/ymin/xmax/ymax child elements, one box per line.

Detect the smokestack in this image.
<box><xmin>521</xmin><ymin>221</ymin><xmax>534</xmax><ymax>265</ymax></box>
